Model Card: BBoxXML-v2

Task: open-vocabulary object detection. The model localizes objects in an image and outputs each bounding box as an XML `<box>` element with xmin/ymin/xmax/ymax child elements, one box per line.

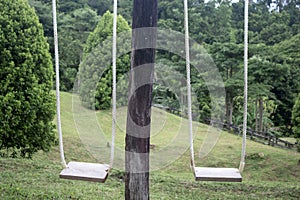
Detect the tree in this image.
<box><xmin>79</xmin><ymin>11</ymin><xmax>130</xmax><ymax>110</ymax></box>
<box><xmin>125</xmin><ymin>0</ymin><xmax>157</xmax><ymax>199</ymax></box>
<box><xmin>158</xmin><ymin>0</ymin><xmax>184</xmax><ymax>33</ymax></box>
<box><xmin>58</xmin><ymin>7</ymin><xmax>99</xmax><ymax>91</ymax></box>
<box><xmin>87</xmin><ymin>0</ymin><xmax>111</xmax><ymax>15</ymax></box>
<box><xmin>283</xmin><ymin>0</ymin><xmax>300</xmax><ymax>35</ymax></box>
<box><xmin>57</xmin><ymin>0</ymin><xmax>88</xmax><ymax>13</ymax></box>
<box><xmin>29</xmin><ymin>1</ymin><xmax>99</xmax><ymax>91</ymax></box>
<box><xmin>246</xmin><ymin>40</ymin><xmax>295</xmax><ymax>132</ymax></box>
<box><xmin>208</xmin><ymin>42</ymin><xmax>244</xmax><ymax>126</ymax></box>
<box><xmin>271</xmin><ymin>34</ymin><xmax>300</xmax><ymax>133</ymax></box>
<box><xmin>292</xmin><ymin>93</ymin><xmax>300</xmax><ymax>138</ymax></box>
<box><xmin>28</xmin><ymin>0</ymin><xmax>54</xmax><ymax>43</ymax></box>
<box><xmin>248</xmin><ymin>55</ymin><xmax>276</xmax><ymax>132</ymax></box>
<box><xmin>259</xmin><ymin>11</ymin><xmax>292</xmax><ymax>45</ymax></box>
<box><xmin>0</xmin><ymin>0</ymin><xmax>55</xmax><ymax>158</ymax></box>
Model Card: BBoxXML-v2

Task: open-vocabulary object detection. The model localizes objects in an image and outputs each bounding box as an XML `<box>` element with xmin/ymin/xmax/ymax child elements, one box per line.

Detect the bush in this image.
<box><xmin>0</xmin><ymin>0</ymin><xmax>55</xmax><ymax>158</ymax></box>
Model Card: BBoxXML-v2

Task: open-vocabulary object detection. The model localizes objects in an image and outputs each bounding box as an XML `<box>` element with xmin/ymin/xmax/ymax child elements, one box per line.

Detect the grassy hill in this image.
<box><xmin>1</xmin><ymin>92</ymin><xmax>299</xmax><ymax>199</ymax></box>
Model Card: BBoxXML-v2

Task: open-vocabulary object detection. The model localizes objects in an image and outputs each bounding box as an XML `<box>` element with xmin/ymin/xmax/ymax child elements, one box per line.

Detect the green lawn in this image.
<box><xmin>280</xmin><ymin>137</ymin><xmax>297</xmax><ymax>144</ymax></box>
<box><xmin>1</xmin><ymin>92</ymin><xmax>299</xmax><ymax>199</ymax></box>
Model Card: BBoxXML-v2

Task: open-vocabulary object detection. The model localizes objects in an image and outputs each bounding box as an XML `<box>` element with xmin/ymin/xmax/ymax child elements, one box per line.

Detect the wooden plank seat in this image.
<box><xmin>194</xmin><ymin>167</ymin><xmax>242</xmax><ymax>182</ymax></box>
<box><xmin>59</xmin><ymin>161</ymin><xmax>109</xmax><ymax>183</ymax></box>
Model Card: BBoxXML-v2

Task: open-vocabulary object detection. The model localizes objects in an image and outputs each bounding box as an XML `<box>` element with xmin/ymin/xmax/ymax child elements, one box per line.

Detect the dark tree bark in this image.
<box><xmin>226</xmin><ymin>94</ymin><xmax>233</xmax><ymax>129</ymax></box>
<box><xmin>125</xmin><ymin>0</ymin><xmax>158</xmax><ymax>199</ymax></box>
<box><xmin>259</xmin><ymin>98</ymin><xmax>264</xmax><ymax>132</ymax></box>
<box><xmin>255</xmin><ymin>98</ymin><xmax>258</xmax><ymax>132</ymax></box>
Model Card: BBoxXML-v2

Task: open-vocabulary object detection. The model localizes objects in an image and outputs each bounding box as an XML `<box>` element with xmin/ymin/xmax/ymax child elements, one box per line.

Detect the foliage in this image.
<box><xmin>28</xmin><ymin>0</ymin><xmax>54</xmax><ymax>45</ymax></box>
<box><xmin>29</xmin><ymin>1</ymin><xmax>99</xmax><ymax>91</ymax></box>
<box><xmin>87</xmin><ymin>0</ymin><xmax>111</xmax><ymax>16</ymax></box>
<box><xmin>152</xmin><ymin>59</ymin><xmax>184</xmax><ymax>114</ymax></box>
<box><xmin>58</xmin><ymin>7</ymin><xmax>99</xmax><ymax>91</ymax></box>
<box><xmin>292</xmin><ymin>93</ymin><xmax>300</xmax><ymax>138</ymax></box>
<box><xmin>26</xmin><ymin>0</ymin><xmax>300</xmax><ymax>132</ymax></box>
<box><xmin>57</xmin><ymin>0</ymin><xmax>88</xmax><ymax>13</ymax></box>
<box><xmin>271</xmin><ymin>34</ymin><xmax>300</xmax><ymax>132</ymax></box>
<box><xmin>0</xmin><ymin>0</ymin><xmax>55</xmax><ymax>157</ymax></box>
<box><xmin>79</xmin><ymin>11</ymin><xmax>130</xmax><ymax>110</ymax></box>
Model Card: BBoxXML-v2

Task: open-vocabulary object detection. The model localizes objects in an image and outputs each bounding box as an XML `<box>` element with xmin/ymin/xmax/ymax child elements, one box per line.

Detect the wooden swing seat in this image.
<box><xmin>59</xmin><ymin>161</ymin><xmax>109</xmax><ymax>183</ymax></box>
<box><xmin>194</xmin><ymin>167</ymin><xmax>242</xmax><ymax>182</ymax></box>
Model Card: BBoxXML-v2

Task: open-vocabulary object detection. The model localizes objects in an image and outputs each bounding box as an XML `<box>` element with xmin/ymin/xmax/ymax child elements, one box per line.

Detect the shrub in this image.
<box><xmin>0</xmin><ymin>0</ymin><xmax>55</xmax><ymax>158</ymax></box>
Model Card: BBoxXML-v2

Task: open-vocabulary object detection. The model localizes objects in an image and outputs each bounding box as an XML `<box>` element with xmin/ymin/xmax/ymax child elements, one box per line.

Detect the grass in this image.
<box><xmin>1</xmin><ymin>92</ymin><xmax>300</xmax><ymax>199</ymax></box>
<box><xmin>280</xmin><ymin>137</ymin><xmax>297</xmax><ymax>144</ymax></box>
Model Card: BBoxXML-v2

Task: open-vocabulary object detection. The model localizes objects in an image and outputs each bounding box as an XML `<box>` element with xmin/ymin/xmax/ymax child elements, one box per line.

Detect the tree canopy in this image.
<box><xmin>28</xmin><ymin>0</ymin><xmax>300</xmax><ymax>136</ymax></box>
<box><xmin>79</xmin><ymin>11</ymin><xmax>131</xmax><ymax>110</ymax></box>
<box><xmin>0</xmin><ymin>0</ymin><xmax>55</xmax><ymax>157</ymax></box>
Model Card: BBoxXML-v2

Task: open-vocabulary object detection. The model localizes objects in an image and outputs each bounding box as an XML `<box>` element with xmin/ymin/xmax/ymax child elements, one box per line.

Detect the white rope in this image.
<box><xmin>239</xmin><ymin>0</ymin><xmax>249</xmax><ymax>172</ymax></box>
<box><xmin>52</xmin><ymin>0</ymin><xmax>117</xmax><ymax>170</ymax></box>
<box><xmin>183</xmin><ymin>0</ymin><xmax>195</xmax><ymax>171</ymax></box>
<box><xmin>52</xmin><ymin>0</ymin><xmax>67</xmax><ymax>168</ymax></box>
<box><xmin>110</xmin><ymin>0</ymin><xmax>117</xmax><ymax>169</ymax></box>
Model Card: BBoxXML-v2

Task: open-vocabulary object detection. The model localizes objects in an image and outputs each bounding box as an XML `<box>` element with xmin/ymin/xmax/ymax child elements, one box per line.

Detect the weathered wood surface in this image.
<box><xmin>59</xmin><ymin>161</ymin><xmax>109</xmax><ymax>183</ymax></box>
<box><xmin>125</xmin><ymin>0</ymin><xmax>158</xmax><ymax>199</ymax></box>
<box><xmin>195</xmin><ymin>167</ymin><xmax>242</xmax><ymax>182</ymax></box>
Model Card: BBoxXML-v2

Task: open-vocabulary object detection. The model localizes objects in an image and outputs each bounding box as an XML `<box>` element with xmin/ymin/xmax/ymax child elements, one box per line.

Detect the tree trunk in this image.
<box><xmin>255</xmin><ymin>98</ymin><xmax>258</xmax><ymax>132</ymax></box>
<box><xmin>259</xmin><ymin>98</ymin><xmax>264</xmax><ymax>133</ymax></box>
<box><xmin>125</xmin><ymin>0</ymin><xmax>157</xmax><ymax>199</ymax></box>
<box><xmin>226</xmin><ymin>93</ymin><xmax>233</xmax><ymax>129</ymax></box>
<box><xmin>229</xmin><ymin>100</ymin><xmax>233</xmax><ymax>126</ymax></box>
<box><xmin>226</xmin><ymin>94</ymin><xmax>230</xmax><ymax>128</ymax></box>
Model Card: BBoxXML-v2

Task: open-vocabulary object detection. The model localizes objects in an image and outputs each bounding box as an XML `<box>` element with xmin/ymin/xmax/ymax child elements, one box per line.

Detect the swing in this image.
<box><xmin>52</xmin><ymin>0</ymin><xmax>118</xmax><ymax>182</ymax></box>
<box><xmin>183</xmin><ymin>0</ymin><xmax>248</xmax><ymax>182</ymax></box>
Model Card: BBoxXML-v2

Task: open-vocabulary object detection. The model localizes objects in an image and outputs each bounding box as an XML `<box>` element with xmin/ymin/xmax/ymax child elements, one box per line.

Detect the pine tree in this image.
<box><xmin>0</xmin><ymin>0</ymin><xmax>55</xmax><ymax>157</ymax></box>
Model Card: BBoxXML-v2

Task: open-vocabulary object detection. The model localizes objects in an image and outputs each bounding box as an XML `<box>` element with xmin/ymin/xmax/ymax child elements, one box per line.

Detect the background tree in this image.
<box><xmin>79</xmin><ymin>11</ymin><xmax>131</xmax><ymax>110</ymax></box>
<box><xmin>58</xmin><ymin>7</ymin><xmax>98</xmax><ymax>91</ymax></box>
<box><xmin>270</xmin><ymin>33</ymin><xmax>300</xmax><ymax>134</ymax></box>
<box><xmin>209</xmin><ymin>42</ymin><xmax>244</xmax><ymax>126</ymax></box>
<box><xmin>292</xmin><ymin>93</ymin><xmax>300</xmax><ymax>138</ymax></box>
<box><xmin>27</xmin><ymin>0</ymin><xmax>300</xmax><ymax>135</ymax></box>
<box><xmin>29</xmin><ymin>0</ymin><xmax>99</xmax><ymax>91</ymax></box>
<box><xmin>57</xmin><ymin>0</ymin><xmax>88</xmax><ymax>13</ymax></box>
<box><xmin>87</xmin><ymin>0</ymin><xmax>111</xmax><ymax>15</ymax></box>
<box><xmin>259</xmin><ymin>11</ymin><xmax>292</xmax><ymax>45</ymax></box>
<box><xmin>0</xmin><ymin>0</ymin><xmax>55</xmax><ymax>158</ymax></box>
<box><xmin>28</xmin><ymin>0</ymin><xmax>54</xmax><ymax>48</ymax></box>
